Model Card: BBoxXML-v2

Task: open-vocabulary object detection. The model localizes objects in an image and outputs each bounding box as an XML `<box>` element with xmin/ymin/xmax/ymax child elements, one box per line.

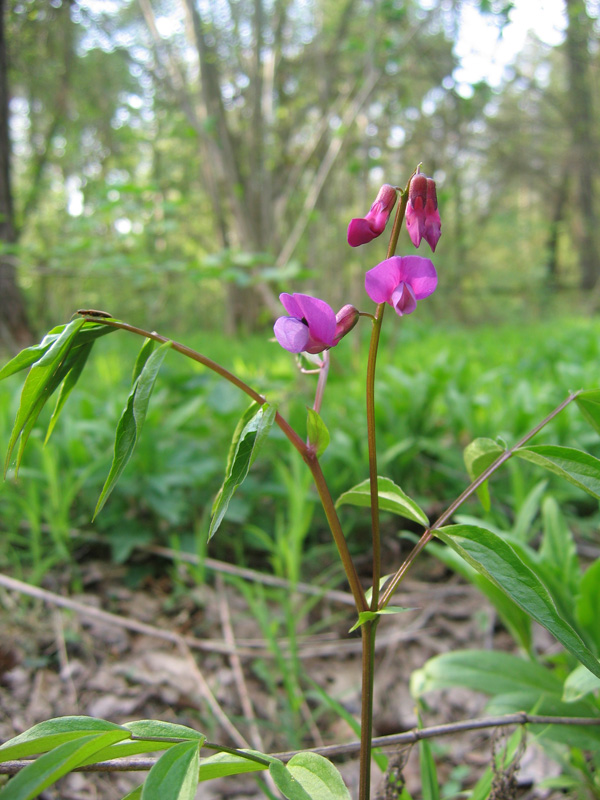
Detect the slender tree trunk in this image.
<box><xmin>546</xmin><ymin>165</ymin><xmax>570</xmax><ymax>287</ymax></box>
<box><xmin>0</xmin><ymin>0</ymin><xmax>31</xmax><ymax>350</ymax></box>
<box><xmin>564</xmin><ymin>0</ymin><xmax>599</xmax><ymax>290</ymax></box>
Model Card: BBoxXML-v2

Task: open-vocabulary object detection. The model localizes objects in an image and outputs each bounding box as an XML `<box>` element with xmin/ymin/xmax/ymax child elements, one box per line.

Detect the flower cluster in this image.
<box><xmin>274</xmin><ymin>170</ymin><xmax>440</xmax><ymax>354</ymax></box>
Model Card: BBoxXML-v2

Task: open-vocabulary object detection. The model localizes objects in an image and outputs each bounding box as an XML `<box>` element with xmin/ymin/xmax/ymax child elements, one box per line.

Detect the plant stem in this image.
<box><xmin>360</xmin><ymin>179</ymin><xmax>411</xmax><ymax>800</ymax></box>
<box><xmin>358</xmin><ymin>618</ymin><xmax>378</xmax><ymax>800</ymax></box>
<box><xmin>313</xmin><ymin>350</ymin><xmax>330</xmax><ymax>414</ymax></box>
<box><xmin>366</xmin><ymin>186</ymin><xmax>410</xmax><ymax>610</ymax></box>
<box><xmin>305</xmin><ymin>453</ymin><xmax>368</xmax><ymax>612</ymax></box>
<box><xmin>88</xmin><ymin>317</ymin><xmax>367</xmax><ymax>613</ymax></box>
<box><xmin>378</xmin><ymin>390</ymin><xmax>582</xmax><ymax>610</ymax></box>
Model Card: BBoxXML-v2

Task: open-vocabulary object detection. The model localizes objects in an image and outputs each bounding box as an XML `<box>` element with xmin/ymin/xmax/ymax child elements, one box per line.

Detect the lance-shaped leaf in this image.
<box><xmin>2</xmin><ymin>320</ymin><xmax>116</xmax><ymax>473</ymax></box>
<box><xmin>141</xmin><ymin>740</ymin><xmax>200</xmax><ymax>800</ymax></box>
<box><xmin>197</xmin><ymin>750</ymin><xmax>274</xmax><ymax>782</ymax></box>
<box><xmin>411</xmin><ymin>649</ymin><xmax>563</xmax><ymax>699</ymax></box>
<box><xmin>348</xmin><ymin>606</ymin><xmax>412</xmax><ymax>633</ymax></box>
<box><xmin>428</xmin><ymin>539</ymin><xmax>532</xmax><ymax>654</ymax></box>
<box><xmin>463</xmin><ymin>437</ymin><xmax>506</xmax><ymax>511</ymax></box>
<box><xmin>419</xmin><ymin>737</ymin><xmax>440</xmax><ymax>800</ymax></box>
<box><xmin>336</xmin><ymin>476</ymin><xmax>429</xmax><ymax>527</ymax></box>
<box><xmin>563</xmin><ymin>664</ymin><xmax>600</xmax><ymax>703</ymax></box>
<box><xmin>514</xmin><ymin>445</ymin><xmax>600</xmax><ymax>499</ymax></box>
<box><xmin>124</xmin><ymin>720</ymin><xmax>205</xmax><ymax>743</ymax></box>
<box><xmin>270</xmin><ymin>753</ymin><xmax>351</xmax><ymax>800</ymax></box>
<box><xmin>0</xmin><ymin>731</ymin><xmax>129</xmax><ymax>800</ymax></box>
<box><xmin>576</xmin><ymin>389</ymin><xmax>600</xmax><ymax>437</ymax></box>
<box><xmin>0</xmin><ymin>324</ymin><xmax>67</xmax><ymax>380</ymax></box>
<box><xmin>209</xmin><ymin>402</ymin><xmax>277</xmax><ymax>539</ymax></box>
<box><xmin>44</xmin><ymin>341</ymin><xmax>93</xmax><ymax>444</ymax></box>
<box><xmin>307</xmin><ymin>408</ymin><xmax>329</xmax><ymax>457</ymax></box>
<box><xmin>0</xmin><ymin>716</ymin><xmax>128</xmax><ymax>763</ymax></box>
<box><xmin>94</xmin><ymin>339</ymin><xmax>171</xmax><ymax>518</ymax></box>
<box><xmin>120</xmin><ymin>789</ymin><xmax>143</xmax><ymax>800</ymax></box>
<box><xmin>575</xmin><ymin>557</ymin><xmax>600</xmax><ymax>653</ymax></box>
<box><xmin>435</xmin><ymin>525</ymin><xmax>600</xmax><ymax>678</ymax></box>
<box><xmin>4</xmin><ymin>318</ymin><xmax>85</xmax><ymax>474</ymax></box>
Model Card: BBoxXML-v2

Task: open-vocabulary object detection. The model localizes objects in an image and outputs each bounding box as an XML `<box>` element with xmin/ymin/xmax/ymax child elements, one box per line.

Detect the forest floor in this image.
<box><xmin>0</xmin><ymin>544</ymin><xmax>561</xmax><ymax>800</ymax></box>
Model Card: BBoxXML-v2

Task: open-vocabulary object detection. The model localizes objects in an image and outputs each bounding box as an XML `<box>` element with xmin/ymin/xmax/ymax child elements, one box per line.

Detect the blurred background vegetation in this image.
<box><xmin>1</xmin><ymin>0</ymin><xmax>599</xmax><ymax>343</ymax></box>
<box><xmin>0</xmin><ymin>0</ymin><xmax>599</xmax><ymax>578</ymax></box>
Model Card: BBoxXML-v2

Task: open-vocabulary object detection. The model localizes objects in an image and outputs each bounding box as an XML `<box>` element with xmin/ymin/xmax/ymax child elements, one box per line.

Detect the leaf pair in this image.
<box><xmin>1</xmin><ymin>319</ymin><xmax>115</xmax><ymax>476</ymax></box>
<box><xmin>0</xmin><ymin>716</ymin><xmax>352</xmax><ymax>800</ymax></box>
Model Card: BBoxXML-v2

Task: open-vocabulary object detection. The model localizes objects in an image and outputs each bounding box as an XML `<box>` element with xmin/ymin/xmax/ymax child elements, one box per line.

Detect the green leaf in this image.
<box><xmin>197</xmin><ymin>751</ymin><xmax>273</xmax><ymax>782</ymax></box>
<box><xmin>0</xmin><ymin>325</ymin><xmax>66</xmax><ymax>380</ymax></box>
<box><xmin>2</xmin><ymin>321</ymin><xmax>116</xmax><ymax>473</ymax></box>
<box><xmin>0</xmin><ymin>716</ymin><xmax>128</xmax><ymax>762</ymax></box>
<box><xmin>336</xmin><ymin>476</ymin><xmax>429</xmax><ymax>527</ymax></box>
<box><xmin>428</xmin><ymin>539</ymin><xmax>531</xmax><ymax>653</ymax></box>
<box><xmin>575</xmin><ymin>389</ymin><xmax>600</xmax><ymax>436</ymax></box>
<box><xmin>124</xmin><ymin>721</ymin><xmax>205</xmax><ymax>742</ymax></box>
<box><xmin>209</xmin><ymin>402</ymin><xmax>277</xmax><ymax>539</ymax></box>
<box><xmin>576</xmin><ymin>558</ymin><xmax>600</xmax><ymax>652</ymax></box>
<box><xmin>269</xmin><ymin>760</ymin><xmax>313</xmax><ymax>800</ymax></box>
<box><xmin>511</xmin><ymin>479</ymin><xmax>547</xmax><ymax>541</ymax></box>
<box><xmin>44</xmin><ymin>341</ymin><xmax>93</xmax><ymax>443</ymax></box>
<box><xmin>540</xmin><ymin>497</ymin><xmax>579</xmax><ymax>594</ymax></box>
<box><xmin>4</xmin><ymin>318</ymin><xmax>85</xmax><ymax>474</ymax></box>
<box><xmin>563</xmin><ymin>664</ymin><xmax>600</xmax><ymax>702</ymax></box>
<box><xmin>349</xmin><ymin>606</ymin><xmax>412</xmax><ymax>633</ymax></box>
<box><xmin>463</xmin><ymin>437</ymin><xmax>504</xmax><ymax>510</ymax></box>
<box><xmin>141</xmin><ymin>741</ymin><xmax>200</xmax><ymax>800</ymax></box>
<box><xmin>306</xmin><ymin>408</ymin><xmax>329</xmax><ymax>457</ymax></box>
<box><xmin>411</xmin><ymin>650</ymin><xmax>562</xmax><ymax>699</ymax></box>
<box><xmin>419</xmin><ymin>738</ymin><xmax>440</xmax><ymax>800</ymax></box>
<box><xmin>435</xmin><ymin>525</ymin><xmax>600</xmax><ymax>678</ymax></box>
<box><xmin>77</xmin><ymin>739</ymin><xmax>177</xmax><ymax>767</ymax></box>
<box><xmin>94</xmin><ymin>340</ymin><xmax>171</xmax><ymax>518</ymax></box>
<box><xmin>120</xmin><ymin>788</ymin><xmax>143</xmax><ymax>800</ymax></box>
<box><xmin>0</xmin><ymin>731</ymin><xmax>129</xmax><ymax>800</ymax></box>
<box><xmin>270</xmin><ymin>753</ymin><xmax>352</xmax><ymax>800</ymax></box>
<box><xmin>514</xmin><ymin>445</ymin><xmax>600</xmax><ymax>500</ymax></box>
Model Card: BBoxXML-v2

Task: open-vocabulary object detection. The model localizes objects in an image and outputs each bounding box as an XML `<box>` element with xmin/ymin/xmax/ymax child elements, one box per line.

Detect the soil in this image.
<box><xmin>0</xmin><ymin>548</ymin><xmax>562</xmax><ymax>800</ymax></box>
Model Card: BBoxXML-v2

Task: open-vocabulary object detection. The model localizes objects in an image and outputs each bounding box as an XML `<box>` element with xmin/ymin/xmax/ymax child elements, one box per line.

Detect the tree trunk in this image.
<box><xmin>0</xmin><ymin>0</ymin><xmax>31</xmax><ymax>350</ymax></box>
<box><xmin>564</xmin><ymin>0</ymin><xmax>599</xmax><ymax>291</ymax></box>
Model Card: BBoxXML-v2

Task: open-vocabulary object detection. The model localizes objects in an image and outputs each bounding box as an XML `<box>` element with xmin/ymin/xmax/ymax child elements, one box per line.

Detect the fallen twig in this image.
<box><xmin>1</xmin><ymin>712</ymin><xmax>598</xmax><ymax>775</ymax></box>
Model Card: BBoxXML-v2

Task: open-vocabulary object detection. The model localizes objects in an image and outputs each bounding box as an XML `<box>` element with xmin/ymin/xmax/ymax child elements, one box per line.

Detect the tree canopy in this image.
<box><xmin>2</xmin><ymin>0</ymin><xmax>598</xmax><ymax>342</ymax></box>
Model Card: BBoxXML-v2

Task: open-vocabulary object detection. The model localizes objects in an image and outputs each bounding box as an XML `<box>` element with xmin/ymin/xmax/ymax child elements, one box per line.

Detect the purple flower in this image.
<box><xmin>364</xmin><ymin>256</ymin><xmax>437</xmax><ymax>316</ymax></box>
<box><xmin>406</xmin><ymin>173</ymin><xmax>441</xmax><ymax>252</ymax></box>
<box><xmin>274</xmin><ymin>293</ymin><xmax>359</xmax><ymax>354</ymax></box>
<box><xmin>347</xmin><ymin>184</ymin><xmax>397</xmax><ymax>247</ymax></box>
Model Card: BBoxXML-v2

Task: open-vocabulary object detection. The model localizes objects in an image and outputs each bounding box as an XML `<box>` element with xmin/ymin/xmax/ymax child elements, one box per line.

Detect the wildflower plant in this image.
<box><xmin>2</xmin><ymin>165</ymin><xmax>600</xmax><ymax>799</ymax></box>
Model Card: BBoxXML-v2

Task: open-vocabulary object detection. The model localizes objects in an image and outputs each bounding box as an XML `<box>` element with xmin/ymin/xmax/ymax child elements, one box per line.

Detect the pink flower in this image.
<box><xmin>274</xmin><ymin>293</ymin><xmax>359</xmax><ymax>354</ymax></box>
<box><xmin>347</xmin><ymin>184</ymin><xmax>397</xmax><ymax>247</ymax></box>
<box><xmin>405</xmin><ymin>173</ymin><xmax>441</xmax><ymax>252</ymax></box>
<box><xmin>364</xmin><ymin>256</ymin><xmax>437</xmax><ymax>316</ymax></box>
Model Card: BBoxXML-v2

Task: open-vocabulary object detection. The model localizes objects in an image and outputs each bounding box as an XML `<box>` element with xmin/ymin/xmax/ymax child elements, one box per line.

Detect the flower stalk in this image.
<box><xmin>359</xmin><ymin>180</ymin><xmax>411</xmax><ymax>800</ymax></box>
<box><xmin>87</xmin><ymin>316</ymin><xmax>368</xmax><ymax>614</ymax></box>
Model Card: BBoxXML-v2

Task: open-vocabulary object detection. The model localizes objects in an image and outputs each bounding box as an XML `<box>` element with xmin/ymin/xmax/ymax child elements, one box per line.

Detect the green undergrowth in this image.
<box><xmin>1</xmin><ymin>313</ymin><xmax>599</xmax><ymax>582</ymax></box>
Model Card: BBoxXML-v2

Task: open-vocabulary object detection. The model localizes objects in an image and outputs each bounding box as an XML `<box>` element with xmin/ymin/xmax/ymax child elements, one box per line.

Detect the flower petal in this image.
<box><xmin>347</xmin><ymin>218</ymin><xmax>377</xmax><ymax>247</ymax></box>
<box><xmin>274</xmin><ymin>316</ymin><xmax>310</xmax><ymax>353</ymax></box>
<box><xmin>395</xmin><ymin>255</ymin><xmax>437</xmax><ymax>299</ymax></box>
<box><xmin>424</xmin><ymin>203</ymin><xmax>441</xmax><ymax>252</ymax></box>
<box><xmin>288</xmin><ymin>294</ymin><xmax>336</xmax><ymax>346</ymax></box>
<box><xmin>405</xmin><ymin>199</ymin><xmax>426</xmax><ymax>249</ymax></box>
<box><xmin>279</xmin><ymin>293</ymin><xmax>304</xmax><ymax>318</ymax></box>
<box><xmin>390</xmin><ymin>282</ymin><xmax>417</xmax><ymax>316</ymax></box>
<box><xmin>364</xmin><ymin>257</ymin><xmax>404</xmax><ymax>303</ymax></box>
